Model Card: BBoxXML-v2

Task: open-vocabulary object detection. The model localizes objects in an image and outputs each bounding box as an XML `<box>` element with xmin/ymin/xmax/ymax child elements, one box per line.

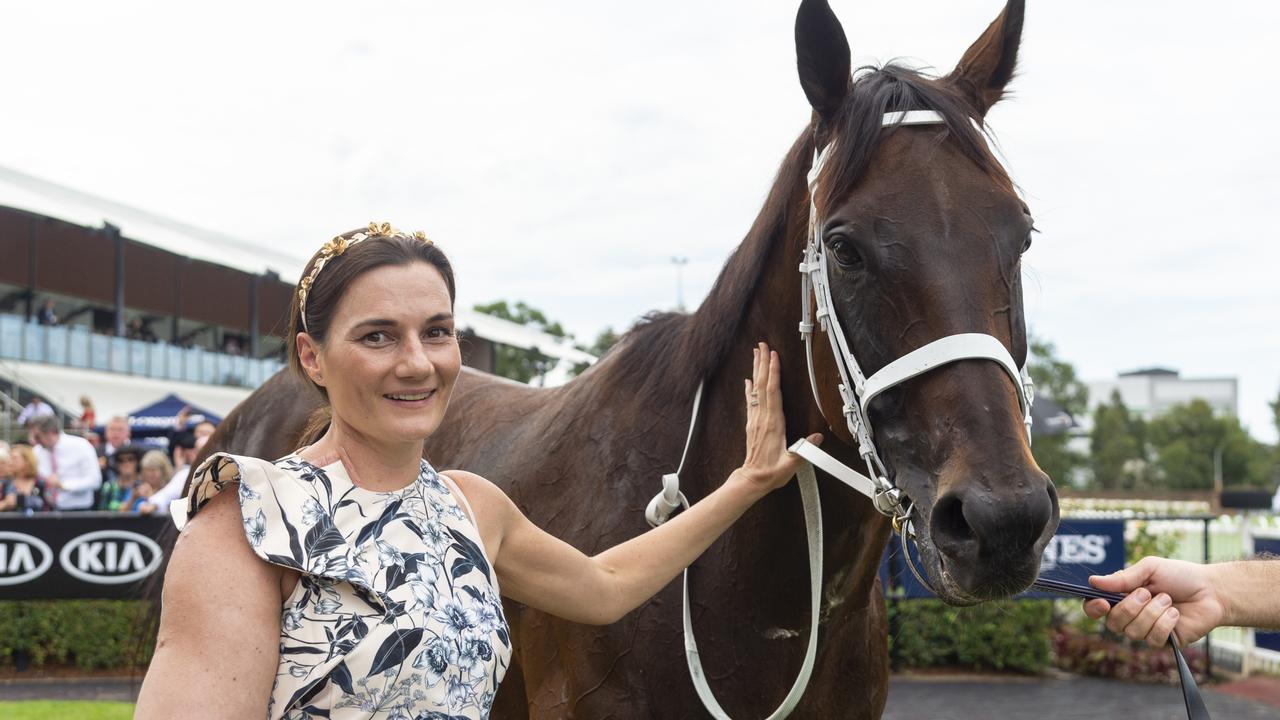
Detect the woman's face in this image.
<box><xmin>298</xmin><ymin>262</ymin><xmax>461</xmax><ymax>448</ymax></box>
<box><xmin>141</xmin><ymin>465</ymin><xmax>165</xmax><ymax>487</ymax></box>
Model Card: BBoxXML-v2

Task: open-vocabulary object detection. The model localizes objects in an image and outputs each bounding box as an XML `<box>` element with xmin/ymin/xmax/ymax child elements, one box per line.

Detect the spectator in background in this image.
<box><xmin>100</xmin><ymin>416</ymin><xmax>131</xmax><ymax>470</ymax></box>
<box><xmin>30</xmin><ymin>416</ymin><xmax>101</xmax><ymax>511</ymax></box>
<box><xmin>37</xmin><ymin>299</ymin><xmax>57</xmax><ymax>326</ymax></box>
<box><xmin>128</xmin><ymin>450</ymin><xmax>172</xmax><ymax>514</ymax></box>
<box><xmin>150</xmin><ymin>431</ymin><xmax>203</xmax><ymax>516</ymax></box>
<box><xmin>16</xmin><ymin>395</ymin><xmax>55</xmax><ymax>427</ymax></box>
<box><xmin>97</xmin><ymin>444</ymin><xmax>143</xmax><ymax>511</ymax></box>
<box><xmin>78</xmin><ymin>395</ymin><xmax>96</xmax><ymax>430</ymax></box>
<box><xmin>0</xmin><ymin>444</ymin><xmax>48</xmax><ymax>513</ymax></box>
<box><xmin>0</xmin><ymin>443</ymin><xmax>13</xmax><ymax>502</ymax></box>
<box><xmin>126</xmin><ymin>317</ymin><xmax>157</xmax><ymax>343</ymax></box>
<box><xmin>192</xmin><ymin>420</ymin><xmax>216</xmax><ymax>443</ymax></box>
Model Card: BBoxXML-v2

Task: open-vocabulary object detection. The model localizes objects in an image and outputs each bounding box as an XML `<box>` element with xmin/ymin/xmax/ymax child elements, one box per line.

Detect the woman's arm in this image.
<box><xmin>135</xmin><ymin>489</ymin><xmax>282</xmax><ymax>719</ymax></box>
<box><xmin>451</xmin><ymin>343</ymin><xmax>821</xmax><ymax>625</ymax></box>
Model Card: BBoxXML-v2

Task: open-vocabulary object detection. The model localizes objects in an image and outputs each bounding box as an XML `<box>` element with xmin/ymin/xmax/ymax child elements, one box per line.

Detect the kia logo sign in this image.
<box><xmin>0</xmin><ymin>532</ymin><xmax>54</xmax><ymax>586</ymax></box>
<box><xmin>58</xmin><ymin>530</ymin><xmax>163</xmax><ymax>585</ymax></box>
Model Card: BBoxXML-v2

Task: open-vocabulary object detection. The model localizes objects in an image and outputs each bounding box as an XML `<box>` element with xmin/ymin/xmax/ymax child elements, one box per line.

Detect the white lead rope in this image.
<box><xmin>683</xmin><ymin>458</ymin><xmax>822</xmax><ymax>720</ymax></box>
<box><xmin>646</xmin><ymin>379</ymin><xmax>888</xmax><ymax>719</ymax></box>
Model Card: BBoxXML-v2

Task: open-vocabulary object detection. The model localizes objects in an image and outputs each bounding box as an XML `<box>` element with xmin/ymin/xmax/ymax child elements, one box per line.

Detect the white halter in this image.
<box><xmin>798</xmin><ymin>108</ymin><xmax>1035</xmax><ymax>530</ymax></box>
<box><xmin>645</xmin><ymin>109</ymin><xmax>1036</xmax><ymax>719</ymax></box>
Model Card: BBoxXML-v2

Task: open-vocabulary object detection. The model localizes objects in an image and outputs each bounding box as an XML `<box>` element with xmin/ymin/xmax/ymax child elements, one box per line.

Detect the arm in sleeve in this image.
<box><xmin>57</xmin><ymin>440</ymin><xmax>104</xmax><ymax>494</ymax></box>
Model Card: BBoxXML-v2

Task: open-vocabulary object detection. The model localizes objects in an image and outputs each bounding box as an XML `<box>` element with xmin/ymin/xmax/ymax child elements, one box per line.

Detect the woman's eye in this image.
<box><xmin>827</xmin><ymin>237</ymin><xmax>862</xmax><ymax>267</ymax></box>
<box><xmin>363</xmin><ymin>331</ymin><xmax>388</xmax><ymax>344</ymax></box>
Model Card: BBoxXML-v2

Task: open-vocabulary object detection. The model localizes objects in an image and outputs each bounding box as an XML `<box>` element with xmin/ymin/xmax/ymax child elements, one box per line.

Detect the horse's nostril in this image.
<box><xmin>932</xmin><ymin>493</ymin><xmax>974</xmax><ymax>548</ymax></box>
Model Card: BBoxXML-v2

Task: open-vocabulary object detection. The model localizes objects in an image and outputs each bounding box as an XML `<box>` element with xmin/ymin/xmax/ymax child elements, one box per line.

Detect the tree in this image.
<box><xmin>1027</xmin><ymin>335</ymin><xmax>1088</xmax><ymax>418</ymax></box>
<box><xmin>1026</xmin><ymin>334</ymin><xmax>1088</xmax><ymax>486</ymax></box>
<box><xmin>473</xmin><ymin>300</ymin><xmax>571</xmax><ymax>384</ymax></box>
<box><xmin>1089</xmin><ymin>391</ymin><xmax>1148</xmax><ymax>490</ymax></box>
<box><xmin>1147</xmin><ymin>400</ymin><xmax>1271</xmax><ymax>490</ymax></box>
<box><xmin>1271</xmin><ymin>388</ymin><xmax>1280</xmax><ymax>484</ymax></box>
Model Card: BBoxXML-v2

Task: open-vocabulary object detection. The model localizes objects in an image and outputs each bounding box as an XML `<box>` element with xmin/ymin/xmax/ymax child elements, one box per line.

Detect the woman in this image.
<box><xmin>136</xmin><ymin>223</ymin><xmax>819</xmax><ymax>719</ymax></box>
<box><xmin>125</xmin><ymin>450</ymin><xmax>172</xmax><ymax>513</ymax></box>
<box><xmin>78</xmin><ymin>395</ymin><xmax>96</xmax><ymax>430</ymax></box>
<box><xmin>0</xmin><ymin>444</ymin><xmax>48</xmax><ymax>513</ymax></box>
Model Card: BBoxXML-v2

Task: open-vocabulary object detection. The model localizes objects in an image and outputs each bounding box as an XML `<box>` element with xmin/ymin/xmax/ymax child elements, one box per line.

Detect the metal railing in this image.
<box><xmin>0</xmin><ymin>313</ymin><xmax>283</xmax><ymax>389</ymax></box>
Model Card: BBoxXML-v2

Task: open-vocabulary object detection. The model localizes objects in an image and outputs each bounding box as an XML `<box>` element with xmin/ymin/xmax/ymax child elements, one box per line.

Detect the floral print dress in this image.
<box><xmin>174</xmin><ymin>451</ymin><xmax>511</xmax><ymax>720</ymax></box>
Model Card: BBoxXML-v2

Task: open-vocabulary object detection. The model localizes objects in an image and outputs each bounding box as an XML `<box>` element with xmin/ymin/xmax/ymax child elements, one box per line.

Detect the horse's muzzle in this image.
<box><xmin>928</xmin><ymin>471</ymin><xmax>1059</xmax><ymax>598</ymax></box>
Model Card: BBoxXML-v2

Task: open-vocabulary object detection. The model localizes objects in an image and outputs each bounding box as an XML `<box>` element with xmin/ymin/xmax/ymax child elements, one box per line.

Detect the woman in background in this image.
<box><xmin>125</xmin><ymin>450</ymin><xmax>172</xmax><ymax>513</ymax></box>
<box><xmin>78</xmin><ymin>395</ymin><xmax>96</xmax><ymax>430</ymax></box>
<box><xmin>0</xmin><ymin>444</ymin><xmax>48</xmax><ymax>513</ymax></box>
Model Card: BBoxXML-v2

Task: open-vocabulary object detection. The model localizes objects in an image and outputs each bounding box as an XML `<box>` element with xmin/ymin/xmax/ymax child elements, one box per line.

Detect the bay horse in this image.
<box><xmin>200</xmin><ymin>0</ymin><xmax>1055</xmax><ymax>716</ymax></box>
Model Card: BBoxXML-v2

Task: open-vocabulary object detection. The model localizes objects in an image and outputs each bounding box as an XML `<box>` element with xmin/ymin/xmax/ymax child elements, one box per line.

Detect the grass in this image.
<box><xmin>0</xmin><ymin>701</ymin><xmax>135</xmax><ymax>719</ymax></box>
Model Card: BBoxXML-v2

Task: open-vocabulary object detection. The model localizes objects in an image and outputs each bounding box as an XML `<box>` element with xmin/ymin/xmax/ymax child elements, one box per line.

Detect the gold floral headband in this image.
<box><xmin>298</xmin><ymin>221</ymin><xmax>432</xmax><ymax>331</ymax></box>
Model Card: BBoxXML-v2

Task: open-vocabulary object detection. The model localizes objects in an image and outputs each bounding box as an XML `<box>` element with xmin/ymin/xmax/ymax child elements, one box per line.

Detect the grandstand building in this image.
<box><xmin>0</xmin><ymin>165</ymin><xmax>592</xmax><ymax>438</ymax></box>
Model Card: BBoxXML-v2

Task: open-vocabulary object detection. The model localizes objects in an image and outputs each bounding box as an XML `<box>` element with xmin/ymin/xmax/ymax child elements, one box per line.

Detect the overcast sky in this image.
<box><xmin>3</xmin><ymin>1</ymin><xmax>1277</xmax><ymax>443</ymax></box>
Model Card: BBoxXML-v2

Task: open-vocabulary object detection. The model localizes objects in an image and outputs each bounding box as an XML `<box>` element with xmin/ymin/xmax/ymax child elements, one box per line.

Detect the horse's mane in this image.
<box><xmin>601</xmin><ymin>64</ymin><xmax>1008</xmax><ymax>405</ymax></box>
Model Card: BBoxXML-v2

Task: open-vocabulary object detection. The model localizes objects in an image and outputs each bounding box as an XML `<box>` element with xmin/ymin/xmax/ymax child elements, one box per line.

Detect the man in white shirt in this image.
<box><xmin>31</xmin><ymin>416</ymin><xmax>102</xmax><ymax>511</ymax></box>
<box><xmin>16</xmin><ymin>396</ymin><xmax>55</xmax><ymax>427</ymax></box>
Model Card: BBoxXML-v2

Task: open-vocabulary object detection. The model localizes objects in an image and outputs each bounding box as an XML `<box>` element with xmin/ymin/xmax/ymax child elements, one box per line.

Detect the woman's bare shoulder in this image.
<box><xmin>168</xmin><ymin>489</ymin><xmax>281</xmax><ymax>600</ymax></box>
<box><xmin>137</xmin><ymin>489</ymin><xmax>282</xmax><ymax>717</ymax></box>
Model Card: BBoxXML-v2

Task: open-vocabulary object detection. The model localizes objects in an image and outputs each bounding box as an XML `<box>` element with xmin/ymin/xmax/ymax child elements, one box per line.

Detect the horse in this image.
<box><xmin>199</xmin><ymin>0</ymin><xmax>1055</xmax><ymax>716</ymax></box>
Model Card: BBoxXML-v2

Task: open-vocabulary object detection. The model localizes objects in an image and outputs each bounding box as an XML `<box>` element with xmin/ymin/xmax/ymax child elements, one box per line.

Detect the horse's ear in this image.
<box><xmin>944</xmin><ymin>0</ymin><xmax>1024</xmax><ymax>118</ymax></box>
<box><xmin>795</xmin><ymin>0</ymin><xmax>851</xmax><ymax>120</ymax></box>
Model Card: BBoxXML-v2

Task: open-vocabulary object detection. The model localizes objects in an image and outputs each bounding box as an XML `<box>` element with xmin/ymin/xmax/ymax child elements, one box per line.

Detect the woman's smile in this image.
<box><xmin>383</xmin><ymin>388</ymin><xmax>438</xmax><ymax>408</ymax></box>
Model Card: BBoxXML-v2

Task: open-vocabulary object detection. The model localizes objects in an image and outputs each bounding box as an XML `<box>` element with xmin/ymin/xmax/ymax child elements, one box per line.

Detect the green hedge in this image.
<box><xmin>0</xmin><ymin>601</ymin><xmax>154</xmax><ymax>671</ymax></box>
<box><xmin>3</xmin><ymin>598</ymin><xmax>1054</xmax><ymax>675</ymax></box>
<box><xmin>888</xmin><ymin>599</ymin><xmax>1053</xmax><ymax>673</ymax></box>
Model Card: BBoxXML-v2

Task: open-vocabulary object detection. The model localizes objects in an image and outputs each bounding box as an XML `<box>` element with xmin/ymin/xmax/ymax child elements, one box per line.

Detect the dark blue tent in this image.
<box><xmin>126</xmin><ymin>393</ymin><xmax>223</xmax><ymax>438</ymax></box>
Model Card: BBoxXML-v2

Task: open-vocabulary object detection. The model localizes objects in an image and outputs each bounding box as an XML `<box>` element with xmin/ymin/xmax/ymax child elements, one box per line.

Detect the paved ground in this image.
<box><xmin>884</xmin><ymin>674</ymin><xmax>1280</xmax><ymax>719</ymax></box>
<box><xmin>3</xmin><ymin>673</ymin><xmax>1280</xmax><ymax>717</ymax></box>
<box><xmin>0</xmin><ymin>676</ymin><xmax>139</xmax><ymax>702</ymax></box>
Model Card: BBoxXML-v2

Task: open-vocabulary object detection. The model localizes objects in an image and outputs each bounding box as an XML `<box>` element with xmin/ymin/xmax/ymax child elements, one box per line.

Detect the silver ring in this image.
<box><xmin>749</xmin><ymin>399</ymin><xmax>760</xmax><ymax>407</ymax></box>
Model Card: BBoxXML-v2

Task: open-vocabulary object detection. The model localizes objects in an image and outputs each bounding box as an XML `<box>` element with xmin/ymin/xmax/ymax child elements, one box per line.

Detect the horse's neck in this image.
<box><xmin>683</xmin><ymin>215</ymin><xmax>890</xmax><ymax>606</ymax></box>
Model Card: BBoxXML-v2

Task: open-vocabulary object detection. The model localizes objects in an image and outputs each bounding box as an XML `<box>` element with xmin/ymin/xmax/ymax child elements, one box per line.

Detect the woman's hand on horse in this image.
<box><xmin>735</xmin><ymin>342</ymin><xmax>822</xmax><ymax>494</ymax></box>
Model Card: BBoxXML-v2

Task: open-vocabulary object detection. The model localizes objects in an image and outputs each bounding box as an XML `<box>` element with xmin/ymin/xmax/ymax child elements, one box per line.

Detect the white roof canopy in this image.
<box><xmin>0</xmin><ymin>165</ymin><xmax>597</xmax><ymax>372</ymax></box>
<box><xmin>0</xmin><ymin>163</ymin><xmax>302</xmax><ymax>280</ymax></box>
<box><xmin>0</xmin><ymin>360</ymin><xmax>252</xmax><ymax>425</ymax></box>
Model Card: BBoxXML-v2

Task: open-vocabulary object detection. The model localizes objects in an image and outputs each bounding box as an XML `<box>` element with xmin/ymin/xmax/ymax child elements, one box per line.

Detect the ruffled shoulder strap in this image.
<box><xmin>171</xmin><ymin>452</ymin><xmax>382</xmax><ymax>605</ymax></box>
<box><xmin>171</xmin><ymin>452</ymin><xmax>311</xmax><ymax>572</ymax></box>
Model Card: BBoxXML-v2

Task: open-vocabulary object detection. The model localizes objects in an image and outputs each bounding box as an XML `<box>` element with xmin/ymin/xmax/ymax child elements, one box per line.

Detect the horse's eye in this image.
<box><xmin>827</xmin><ymin>237</ymin><xmax>862</xmax><ymax>267</ymax></box>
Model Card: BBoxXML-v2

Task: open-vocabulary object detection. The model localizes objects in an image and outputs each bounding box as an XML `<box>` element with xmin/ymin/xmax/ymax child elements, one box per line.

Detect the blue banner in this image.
<box><xmin>882</xmin><ymin>518</ymin><xmax>1126</xmax><ymax>600</ymax></box>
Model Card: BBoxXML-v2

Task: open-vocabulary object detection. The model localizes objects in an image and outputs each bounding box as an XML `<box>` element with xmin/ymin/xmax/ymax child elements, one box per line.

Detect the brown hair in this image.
<box><xmin>286</xmin><ymin>226</ymin><xmax>457</xmax><ymax>443</ymax></box>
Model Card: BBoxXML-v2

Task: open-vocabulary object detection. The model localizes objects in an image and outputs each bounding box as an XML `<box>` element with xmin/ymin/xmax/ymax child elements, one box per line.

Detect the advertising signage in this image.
<box><xmin>0</xmin><ymin>513</ymin><xmax>172</xmax><ymax>600</ymax></box>
<box><xmin>881</xmin><ymin>518</ymin><xmax>1126</xmax><ymax>600</ymax></box>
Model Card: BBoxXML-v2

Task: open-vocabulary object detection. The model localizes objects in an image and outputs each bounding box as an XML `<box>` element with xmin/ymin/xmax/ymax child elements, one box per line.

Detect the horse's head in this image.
<box><xmin>794</xmin><ymin>0</ymin><xmax>1056</xmax><ymax>603</ymax></box>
